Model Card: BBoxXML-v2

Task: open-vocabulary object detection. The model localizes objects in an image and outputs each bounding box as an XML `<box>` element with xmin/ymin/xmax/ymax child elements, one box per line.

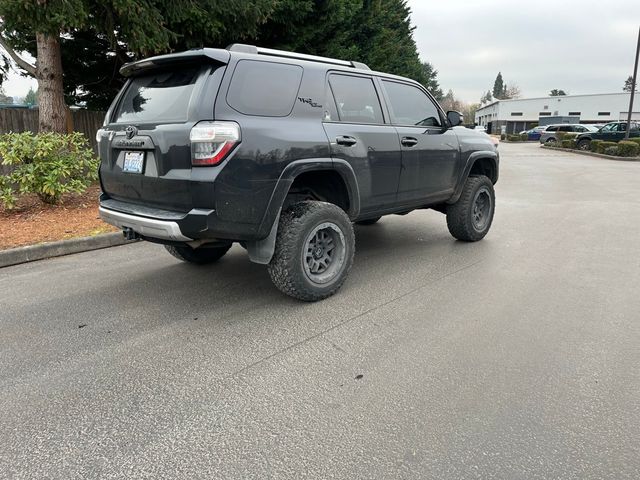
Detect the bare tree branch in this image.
<box><xmin>0</xmin><ymin>34</ymin><xmax>36</xmax><ymax>76</ymax></box>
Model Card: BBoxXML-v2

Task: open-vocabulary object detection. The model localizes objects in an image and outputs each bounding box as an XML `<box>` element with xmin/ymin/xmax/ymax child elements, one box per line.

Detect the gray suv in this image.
<box><xmin>539</xmin><ymin>124</ymin><xmax>597</xmax><ymax>144</ymax></box>
<box><xmin>98</xmin><ymin>44</ymin><xmax>499</xmax><ymax>301</ymax></box>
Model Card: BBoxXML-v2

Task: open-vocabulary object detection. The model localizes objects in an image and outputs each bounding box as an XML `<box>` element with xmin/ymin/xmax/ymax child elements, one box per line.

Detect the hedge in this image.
<box><xmin>596</xmin><ymin>141</ymin><xmax>618</xmax><ymax>154</ymax></box>
<box><xmin>616</xmin><ymin>141</ymin><xmax>640</xmax><ymax>157</ymax></box>
<box><xmin>604</xmin><ymin>146</ymin><xmax>619</xmax><ymax>156</ymax></box>
<box><xmin>589</xmin><ymin>140</ymin><xmax>602</xmax><ymax>152</ymax></box>
<box><xmin>561</xmin><ymin>139</ymin><xmax>576</xmax><ymax>149</ymax></box>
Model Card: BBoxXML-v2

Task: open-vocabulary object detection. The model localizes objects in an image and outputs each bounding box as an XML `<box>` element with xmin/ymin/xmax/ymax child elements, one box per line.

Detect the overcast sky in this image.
<box><xmin>2</xmin><ymin>1</ymin><xmax>639</xmax><ymax>103</ymax></box>
<box><xmin>409</xmin><ymin>0</ymin><xmax>639</xmax><ymax>103</ymax></box>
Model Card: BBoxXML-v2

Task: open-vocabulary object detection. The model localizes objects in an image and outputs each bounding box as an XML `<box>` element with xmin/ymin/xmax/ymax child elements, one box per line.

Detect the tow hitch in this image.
<box><xmin>122</xmin><ymin>227</ymin><xmax>140</xmax><ymax>241</ymax></box>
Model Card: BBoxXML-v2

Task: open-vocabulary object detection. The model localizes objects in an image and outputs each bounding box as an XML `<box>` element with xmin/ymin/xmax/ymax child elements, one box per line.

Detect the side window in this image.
<box><xmin>328</xmin><ymin>74</ymin><xmax>384</xmax><ymax>124</ymax></box>
<box><xmin>546</xmin><ymin>126</ymin><xmax>559</xmax><ymax>132</ymax></box>
<box><xmin>558</xmin><ymin>126</ymin><xmax>572</xmax><ymax>132</ymax></box>
<box><xmin>382</xmin><ymin>80</ymin><xmax>441</xmax><ymax>127</ymax></box>
<box><xmin>226</xmin><ymin>60</ymin><xmax>303</xmax><ymax>117</ymax></box>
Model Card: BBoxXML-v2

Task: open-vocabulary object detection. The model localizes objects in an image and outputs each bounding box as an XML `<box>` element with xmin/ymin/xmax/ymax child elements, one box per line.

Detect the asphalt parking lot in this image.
<box><xmin>1</xmin><ymin>143</ymin><xmax>639</xmax><ymax>479</ymax></box>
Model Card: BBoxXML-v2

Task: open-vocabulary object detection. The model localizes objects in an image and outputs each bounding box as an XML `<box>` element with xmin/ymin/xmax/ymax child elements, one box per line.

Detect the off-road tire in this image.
<box><xmin>446</xmin><ymin>175</ymin><xmax>495</xmax><ymax>242</ymax></box>
<box><xmin>268</xmin><ymin>201</ymin><xmax>355</xmax><ymax>302</ymax></box>
<box><xmin>165</xmin><ymin>244</ymin><xmax>231</xmax><ymax>264</ymax></box>
<box><xmin>356</xmin><ymin>216</ymin><xmax>381</xmax><ymax>226</ymax></box>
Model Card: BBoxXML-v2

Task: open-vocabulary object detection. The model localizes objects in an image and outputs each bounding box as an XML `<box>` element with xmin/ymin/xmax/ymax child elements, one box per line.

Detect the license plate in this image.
<box><xmin>123</xmin><ymin>151</ymin><xmax>144</xmax><ymax>173</ymax></box>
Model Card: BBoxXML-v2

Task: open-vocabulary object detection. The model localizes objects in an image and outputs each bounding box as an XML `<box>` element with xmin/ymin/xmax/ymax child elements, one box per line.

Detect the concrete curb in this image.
<box><xmin>0</xmin><ymin>233</ymin><xmax>138</xmax><ymax>268</ymax></box>
<box><xmin>541</xmin><ymin>145</ymin><xmax>640</xmax><ymax>162</ymax></box>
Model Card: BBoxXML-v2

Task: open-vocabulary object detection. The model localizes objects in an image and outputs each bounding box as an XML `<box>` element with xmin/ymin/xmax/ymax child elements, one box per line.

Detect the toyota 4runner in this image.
<box><xmin>98</xmin><ymin>44</ymin><xmax>499</xmax><ymax>301</ymax></box>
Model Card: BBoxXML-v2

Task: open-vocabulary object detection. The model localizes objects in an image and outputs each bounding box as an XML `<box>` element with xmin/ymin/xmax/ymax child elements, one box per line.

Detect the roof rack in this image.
<box><xmin>227</xmin><ymin>44</ymin><xmax>370</xmax><ymax>70</ymax></box>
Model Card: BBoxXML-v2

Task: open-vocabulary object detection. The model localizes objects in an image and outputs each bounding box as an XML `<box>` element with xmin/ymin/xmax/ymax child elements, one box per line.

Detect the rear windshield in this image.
<box><xmin>113</xmin><ymin>67</ymin><xmax>199</xmax><ymax>123</ymax></box>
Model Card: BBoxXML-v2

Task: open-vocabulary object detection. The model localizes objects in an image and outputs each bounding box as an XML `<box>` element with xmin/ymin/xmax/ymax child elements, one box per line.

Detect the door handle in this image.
<box><xmin>336</xmin><ymin>135</ymin><xmax>357</xmax><ymax>147</ymax></box>
<box><xmin>401</xmin><ymin>136</ymin><xmax>418</xmax><ymax>147</ymax></box>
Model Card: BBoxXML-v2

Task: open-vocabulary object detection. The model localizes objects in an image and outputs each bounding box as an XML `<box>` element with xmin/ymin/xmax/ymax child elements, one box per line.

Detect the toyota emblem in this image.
<box><xmin>125</xmin><ymin>125</ymin><xmax>138</xmax><ymax>139</ymax></box>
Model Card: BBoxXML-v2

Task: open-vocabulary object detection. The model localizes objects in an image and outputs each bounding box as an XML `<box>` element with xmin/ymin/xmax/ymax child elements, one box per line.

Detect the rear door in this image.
<box><xmin>322</xmin><ymin>73</ymin><xmax>402</xmax><ymax>213</ymax></box>
<box><xmin>379</xmin><ymin>79</ymin><xmax>460</xmax><ymax>203</ymax></box>
<box><xmin>99</xmin><ymin>64</ymin><xmax>224</xmax><ymax>212</ymax></box>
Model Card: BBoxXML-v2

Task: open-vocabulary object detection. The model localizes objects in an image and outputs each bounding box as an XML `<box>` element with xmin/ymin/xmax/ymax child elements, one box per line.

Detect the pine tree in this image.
<box><xmin>493</xmin><ymin>72</ymin><xmax>505</xmax><ymax>100</ymax></box>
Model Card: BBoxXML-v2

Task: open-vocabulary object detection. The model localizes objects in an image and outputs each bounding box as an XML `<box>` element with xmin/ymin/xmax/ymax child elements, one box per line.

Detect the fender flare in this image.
<box><xmin>448</xmin><ymin>150</ymin><xmax>499</xmax><ymax>204</ymax></box>
<box><xmin>246</xmin><ymin>158</ymin><xmax>360</xmax><ymax>264</ymax></box>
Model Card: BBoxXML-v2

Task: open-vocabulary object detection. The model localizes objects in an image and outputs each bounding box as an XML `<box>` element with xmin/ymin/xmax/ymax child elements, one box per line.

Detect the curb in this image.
<box><xmin>541</xmin><ymin>145</ymin><xmax>640</xmax><ymax>162</ymax></box>
<box><xmin>0</xmin><ymin>233</ymin><xmax>138</xmax><ymax>268</ymax></box>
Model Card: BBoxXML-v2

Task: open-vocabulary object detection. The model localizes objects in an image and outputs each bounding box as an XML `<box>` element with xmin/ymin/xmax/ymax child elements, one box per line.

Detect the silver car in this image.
<box><xmin>539</xmin><ymin>124</ymin><xmax>598</xmax><ymax>144</ymax></box>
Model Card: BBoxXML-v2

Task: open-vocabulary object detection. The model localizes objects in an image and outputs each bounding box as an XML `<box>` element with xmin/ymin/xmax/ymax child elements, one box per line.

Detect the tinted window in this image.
<box><xmin>329</xmin><ymin>75</ymin><xmax>384</xmax><ymax>124</ymax></box>
<box><xmin>546</xmin><ymin>126</ymin><xmax>559</xmax><ymax>132</ymax></box>
<box><xmin>382</xmin><ymin>80</ymin><xmax>441</xmax><ymax>127</ymax></box>
<box><xmin>114</xmin><ymin>68</ymin><xmax>199</xmax><ymax>123</ymax></box>
<box><xmin>227</xmin><ymin>60</ymin><xmax>303</xmax><ymax>117</ymax></box>
<box><xmin>558</xmin><ymin>126</ymin><xmax>572</xmax><ymax>132</ymax></box>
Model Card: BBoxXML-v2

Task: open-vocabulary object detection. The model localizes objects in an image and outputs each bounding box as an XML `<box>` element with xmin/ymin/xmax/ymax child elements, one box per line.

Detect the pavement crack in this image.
<box><xmin>230</xmin><ymin>258</ymin><xmax>484</xmax><ymax>378</ymax></box>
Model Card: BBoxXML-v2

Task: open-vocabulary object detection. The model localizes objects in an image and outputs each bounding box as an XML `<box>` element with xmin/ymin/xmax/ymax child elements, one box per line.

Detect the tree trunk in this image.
<box><xmin>35</xmin><ymin>33</ymin><xmax>68</xmax><ymax>133</ymax></box>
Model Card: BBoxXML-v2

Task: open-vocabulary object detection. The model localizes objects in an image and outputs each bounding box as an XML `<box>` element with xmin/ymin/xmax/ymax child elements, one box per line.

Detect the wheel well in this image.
<box><xmin>469</xmin><ymin>158</ymin><xmax>497</xmax><ymax>183</ymax></box>
<box><xmin>286</xmin><ymin>170</ymin><xmax>351</xmax><ymax>213</ymax></box>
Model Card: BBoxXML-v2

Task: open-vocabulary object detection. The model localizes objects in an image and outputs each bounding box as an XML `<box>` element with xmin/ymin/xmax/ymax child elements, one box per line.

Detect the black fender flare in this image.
<box><xmin>448</xmin><ymin>150</ymin><xmax>499</xmax><ymax>204</ymax></box>
<box><xmin>258</xmin><ymin>158</ymin><xmax>360</xmax><ymax>235</ymax></box>
<box><xmin>246</xmin><ymin>158</ymin><xmax>360</xmax><ymax>264</ymax></box>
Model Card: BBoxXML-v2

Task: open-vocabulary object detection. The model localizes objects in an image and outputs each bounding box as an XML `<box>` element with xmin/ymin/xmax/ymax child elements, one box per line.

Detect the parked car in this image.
<box><xmin>521</xmin><ymin>126</ymin><xmax>547</xmax><ymax>141</ymax></box>
<box><xmin>539</xmin><ymin>124</ymin><xmax>597</xmax><ymax>144</ymax></box>
<box><xmin>575</xmin><ymin>122</ymin><xmax>640</xmax><ymax>150</ymax></box>
<box><xmin>474</xmin><ymin>125</ymin><xmax>487</xmax><ymax>133</ymax></box>
<box><xmin>97</xmin><ymin>45</ymin><xmax>499</xmax><ymax>301</ymax></box>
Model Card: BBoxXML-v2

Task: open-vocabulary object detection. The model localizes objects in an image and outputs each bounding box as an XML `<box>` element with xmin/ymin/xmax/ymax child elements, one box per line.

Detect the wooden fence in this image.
<box><xmin>0</xmin><ymin>108</ymin><xmax>105</xmax><ymax>151</ymax></box>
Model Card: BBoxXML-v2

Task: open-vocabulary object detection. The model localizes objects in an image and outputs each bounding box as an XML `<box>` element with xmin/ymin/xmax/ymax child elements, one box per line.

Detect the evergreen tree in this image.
<box><xmin>24</xmin><ymin>86</ymin><xmax>37</xmax><ymax>106</ymax></box>
<box><xmin>420</xmin><ymin>62</ymin><xmax>443</xmax><ymax>100</ymax></box>
<box><xmin>492</xmin><ymin>72</ymin><xmax>505</xmax><ymax>100</ymax></box>
<box><xmin>623</xmin><ymin>76</ymin><xmax>636</xmax><ymax>92</ymax></box>
<box><xmin>549</xmin><ymin>89</ymin><xmax>567</xmax><ymax>96</ymax></box>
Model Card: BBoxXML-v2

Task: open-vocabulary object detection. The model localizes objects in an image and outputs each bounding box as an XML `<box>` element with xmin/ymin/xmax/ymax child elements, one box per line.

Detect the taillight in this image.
<box><xmin>190</xmin><ymin>121</ymin><xmax>241</xmax><ymax>166</ymax></box>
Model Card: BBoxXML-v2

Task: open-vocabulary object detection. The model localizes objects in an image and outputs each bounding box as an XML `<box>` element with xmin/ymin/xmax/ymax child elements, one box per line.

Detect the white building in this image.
<box><xmin>475</xmin><ymin>92</ymin><xmax>639</xmax><ymax>134</ymax></box>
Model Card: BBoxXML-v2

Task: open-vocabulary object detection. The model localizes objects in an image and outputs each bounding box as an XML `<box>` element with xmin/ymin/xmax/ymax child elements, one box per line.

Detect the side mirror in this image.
<box><xmin>447</xmin><ymin>110</ymin><xmax>463</xmax><ymax>127</ymax></box>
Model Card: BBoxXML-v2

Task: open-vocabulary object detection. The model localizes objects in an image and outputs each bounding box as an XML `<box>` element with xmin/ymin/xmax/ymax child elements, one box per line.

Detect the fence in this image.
<box><xmin>0</xmin><ymin>108</ymin><xmax>105</xmax><ymax>151</ymax></box>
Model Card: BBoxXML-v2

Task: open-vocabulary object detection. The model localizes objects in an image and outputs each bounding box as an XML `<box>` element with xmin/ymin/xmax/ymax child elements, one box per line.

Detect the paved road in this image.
<box><xmin>1</xmin><ymin>144</ymin><xmax>639</xmax><ymax>479</ymax></box>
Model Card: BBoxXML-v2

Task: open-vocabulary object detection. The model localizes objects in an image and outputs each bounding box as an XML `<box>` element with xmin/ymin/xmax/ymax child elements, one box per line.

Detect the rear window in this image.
<box><xmin>226</xmin><ymin>60</ymin><xmax>303</xmax><ymax>117</ymax></box>
<box><xmin>113</xmin><ymin>67</ymin><xmax>199</xmax><ymax>123</ymax></box>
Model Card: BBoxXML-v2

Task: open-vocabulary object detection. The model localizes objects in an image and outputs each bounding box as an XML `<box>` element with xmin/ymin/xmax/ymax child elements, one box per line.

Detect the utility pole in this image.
<box><xmin>624</xmin><ymin>26</ymin><xmax>639</xmax><ymax>140</ymax></box>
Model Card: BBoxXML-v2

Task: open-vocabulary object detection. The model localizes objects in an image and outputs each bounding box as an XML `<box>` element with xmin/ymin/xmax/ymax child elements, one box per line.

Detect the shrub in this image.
<box><xmin>625</xmin><ymin>138</ymin><xmax>640</xmax><ymax>148</ymax></box>
<box><xmin>589</xmin><ymin>140</ymin><xmax>602</xmax><ymax>152</ymax></box>
<box><xmin>604</xmin><ymin>146</ymin><xmax>619</xmax><ymax>156</ymax></box>
<box><xmin>564</xmin><ymin>133</ymin><xmax>578</xmax><ymax>140</ymax></box>
<box><xmin>500</xmin><ymin>134</ymin><xmax>506</xmax><ymax>140</ymax></box>
<box><xmin>507</xmin><ymin>134</ymin><xmax>522</xmax><ymax>142</ymax></box>
<box><xmin>556</xmin><ymin>132</ymin><xmax>566</xmax><ymax>141</ymax></box>
<box><xmin>616</xmin><ymin>140</ymin><xmax>640</xmax><ymax>157</ymax></box>
<box><xmin>520</xmin><ymin>133</ymin><xmax>528</xmax><ymax>141</ymax></box>
<box><xmin>596</xmin><ymin>141</ymin><xmax>617</xmax><ymax>154</ymax></box>
<box><xmin>0</xmin><ymin>132</ymin><xmax>98</xmax><ymax>209</ymax></box>
<box><xmin>561</xmin><ymin>139</ymin><xmax>576</xmax><ymax>149</ymax></box>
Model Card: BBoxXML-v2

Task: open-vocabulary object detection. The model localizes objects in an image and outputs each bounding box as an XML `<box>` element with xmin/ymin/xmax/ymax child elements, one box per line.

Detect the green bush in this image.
<box><xmin>507</xmin><ymin>134</ymin><xmax>523</xmax><ymax>142</ymax></box>
<box><xmin>0</xmin><ymin>132</ymin><xmax>98</xmax><ymax>209</ymax></box>
<box><xmin>625</xmin><ymin>138</ymin><xmax>640</xmax><ymax>148</ymax></box>
<box><xmin>556</xmin><ymin>132</ymin><xmax>566</xmax><ymax>141</ymax></box>
<box><xmin>589</xmin><ymin>140</ymin><xmax>602</xmax><ymax>152</ymax></box>
<box><xmin>561</xmin><ymin>139</ymin><xmax>576</xmax><ymax>149</ymax></box>
<box><xmin>596</xmin><ymin>141</ymin><xmax>617</xmax><ymax>154</ymax></box>
<box><xmin>520</xmin><ymin>133</ymin><xmax>528</xmax><ymax>141</ymax></box>
<box><xmin>500</xmin><ymin>134</ymin><xmax>506</xmax><ymax>141</ymax></box>
<box><xmin>564</xmin><ymin>133</ymin><xmax>578</xmax><ymax>140</ymax></box>
<box><xmin>616</xmin><ymin>140</ymin><xmax>640</xmax><ymax>157</ymax></box>
<box><xmin>604</xmin><ymin>146</ymin><xmax>619</xmax><ymax>156</ymax></box>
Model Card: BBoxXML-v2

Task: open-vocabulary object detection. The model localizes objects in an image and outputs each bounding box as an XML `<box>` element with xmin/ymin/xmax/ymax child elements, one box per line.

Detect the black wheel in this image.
<box><xmin>268</xmin><ymin>201</ymin><xmax>355</xmax><ymax>301</ymax></box>
<box><xmin>356</xmin><ymin>216</ymin><xmax>381</xmax><ymax>226</ymax></box>
<box><xmin>446</xmin><ymin>175</ymin><xmax>495</xmax><ymax>242</ymax></box>
<box><xmin>545</xmin><ymin>138</ymin><xmax>557</xmax><ymax>145</ymax></box>
<box><xmin>577</xmin><ymin>139</ymin><xmax>590</xmax><ymax>151</ymax></box>
<box><xmin>165</xmin><ymin>244</ymin><xmax>231</xmax><ymax>264</ymax></box>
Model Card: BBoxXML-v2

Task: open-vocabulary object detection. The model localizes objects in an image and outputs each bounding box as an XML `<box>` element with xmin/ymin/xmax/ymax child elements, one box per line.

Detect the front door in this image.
<box><xmin>379</xmin><ymin>79</ymin><xmax>460</xmax><ymax>204</ymax></box>
<box><xmin>322</xmin><ymin>73</ymin><xmax>402</xmax><ymax>213</ymax></box>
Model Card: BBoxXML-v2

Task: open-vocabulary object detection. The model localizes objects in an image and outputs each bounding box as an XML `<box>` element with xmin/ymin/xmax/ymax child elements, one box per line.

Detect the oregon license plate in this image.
<box><xmin>123</xmin><ymin>151</ymin><xmax>144</xmax><ymax>173</ymax></box>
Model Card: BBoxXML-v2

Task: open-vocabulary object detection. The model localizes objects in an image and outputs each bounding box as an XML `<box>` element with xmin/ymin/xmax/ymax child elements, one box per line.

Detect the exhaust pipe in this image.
<box><xmin>122</xmin><ymin>227</ymin><xmax>140</xmax><ymax>241</ymax></box>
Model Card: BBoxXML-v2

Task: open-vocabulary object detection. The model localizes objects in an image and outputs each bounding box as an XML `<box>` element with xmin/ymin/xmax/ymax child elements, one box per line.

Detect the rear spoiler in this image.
<box><xmin>120</xmin><ymin>48</ymin><xmax>230</xmax><ymax>77</ymax></box>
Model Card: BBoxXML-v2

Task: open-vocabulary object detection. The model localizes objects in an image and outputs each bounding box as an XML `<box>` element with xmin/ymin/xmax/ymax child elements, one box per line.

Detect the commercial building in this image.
<box><xmin>475</xmin><ymin>92</ymin><xmax>638</xmax><ymax>134</ymax></box>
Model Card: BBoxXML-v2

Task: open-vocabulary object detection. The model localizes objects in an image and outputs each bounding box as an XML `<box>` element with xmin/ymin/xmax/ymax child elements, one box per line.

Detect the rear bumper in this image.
<box><xmin>99</xmin><ymin>206</ymin><xmax>193</xmax><ymax>241</ymax></box>
<box><xmin>98</xmin><ymin>196</ymin><xmax>265</xmax><ymax>242</ymax></box>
